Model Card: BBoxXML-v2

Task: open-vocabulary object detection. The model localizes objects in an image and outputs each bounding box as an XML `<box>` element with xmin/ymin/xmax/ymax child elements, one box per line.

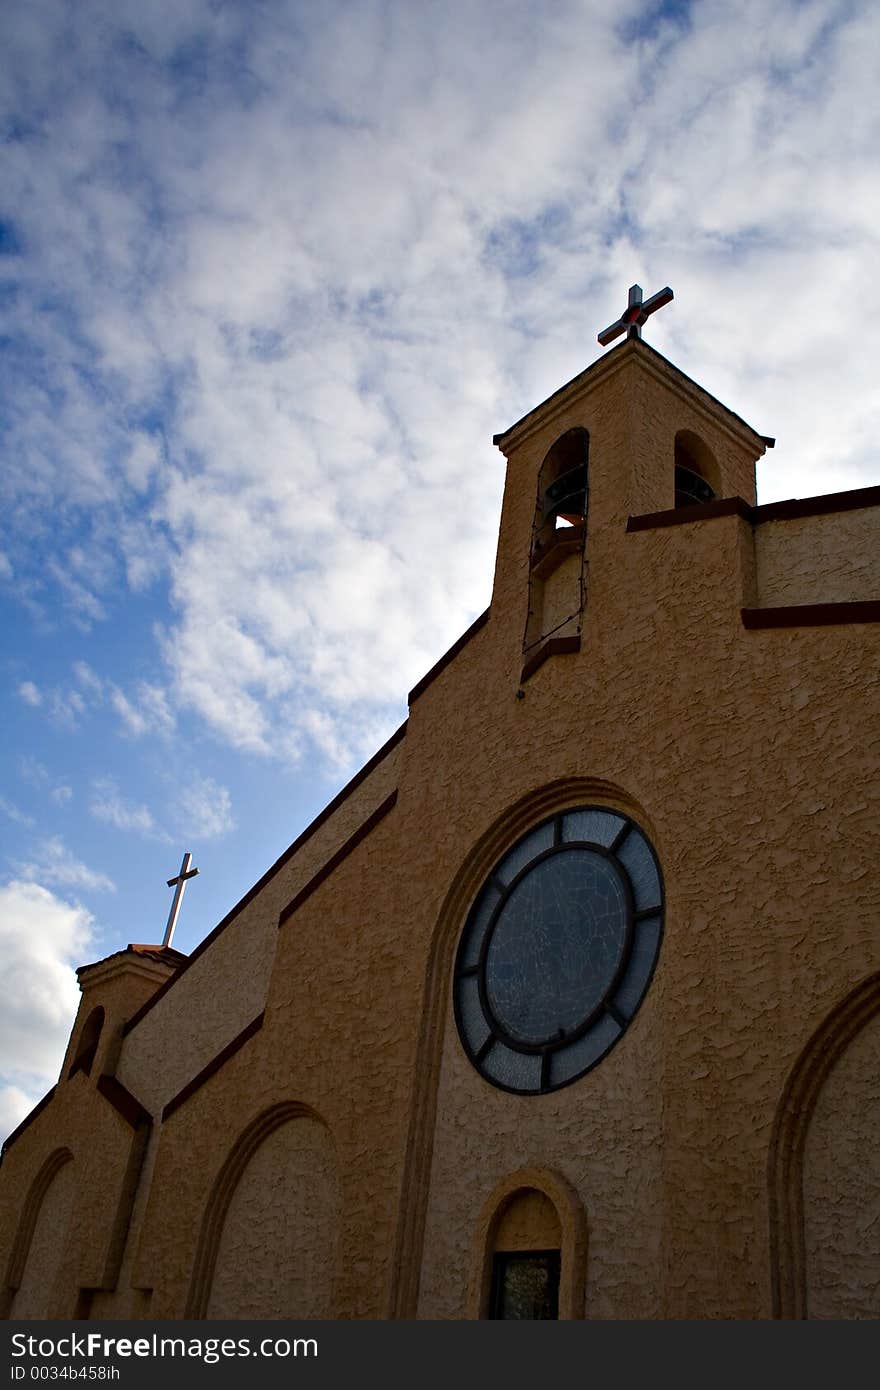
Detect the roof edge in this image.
<box><xmin>122</xmin><ymin>718</ymin><xmax>408</xmax><ymax>1037</ymax></box>
<box><xmin>0</xmin><ymin>1086</ymin><xmax>57</xmax><ymax>1159</ymax></box>
<box><xmin>494</xmin><ymin>338</ymin><xmax>768</xmax><ymax>455</ymax></box>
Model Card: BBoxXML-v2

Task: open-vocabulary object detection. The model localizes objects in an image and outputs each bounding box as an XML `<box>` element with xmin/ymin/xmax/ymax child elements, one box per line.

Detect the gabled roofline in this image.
<box><xmin>122</xmin><ymin>717</ymin><xmax>409</xmax><ymax>1037</ymax></box>
<box><xmin>0</xmin><ymin>1086</ymin><xmax>57</xmax><ymax>1160</ymax></box>
<box><xmin>493</xmin><ymin>337</ymin><xmax>769</xmax><ymax>455</ymax></box>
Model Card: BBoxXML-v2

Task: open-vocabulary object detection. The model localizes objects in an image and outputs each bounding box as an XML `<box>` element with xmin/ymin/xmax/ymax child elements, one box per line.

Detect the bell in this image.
<box><xmin>674</xmin><ymin>464</ymin><xmax>715</xmax><ymax>508</ymax></box>
<box><xmin>544</xmin><ymin>464</ymin><xmax>588</xmax><ymax>524</ymax></box>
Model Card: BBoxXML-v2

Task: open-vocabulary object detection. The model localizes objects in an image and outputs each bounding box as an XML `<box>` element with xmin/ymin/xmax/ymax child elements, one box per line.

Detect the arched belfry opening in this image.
<box><xmin>67</xmin><ymin>1006</ymin><xmax>105</xmax><ymax>1080</ymax></box>
<box><xmin>524</xmin><ymin>429</ymin><xmax>588</xmax><ymax>657</ymax></box>
<box><xmin>532</xmin><ymin>428</ymin><xmax>589</xmax><ymax>558</ymax></box>
<box><xmin>674</xmin><ymin>430</ymin><xmax>719</xmax><ymax>507</ymax></box>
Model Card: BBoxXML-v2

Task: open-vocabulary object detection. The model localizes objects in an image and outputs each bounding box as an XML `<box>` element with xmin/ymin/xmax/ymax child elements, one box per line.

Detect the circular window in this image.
<box><xmin>453</xmin><ymin>807</ymin><xmax>664</xmax><ymax>1095</ymax></box>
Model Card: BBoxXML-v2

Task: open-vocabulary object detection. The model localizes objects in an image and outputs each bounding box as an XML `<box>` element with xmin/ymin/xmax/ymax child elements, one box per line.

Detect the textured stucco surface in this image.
<box><xmin>536</xmin><ymin>550</ymin><xmax>583</xmax><ymax>645</ymax></box>
<box><xmin>803</xmin><ymin>1011</ymin><xmax>880</xmax><ymax>1318</ymax></box>
<box><xmin>206</xmin><ymin>1115</ymin><xmax>339</xmax><ymax>1318</ymax></box>
<box><xmin>9</xmin><ymin>1159</ymin><xmax>75</xmax><ymax>1318</ymax></box>
<box><xmin>2</xmin><ymin>339</ymin><xmax>878</xmax><ymax>1322</ymax></box>
<box><xmin>408</xmin><ymin>345</ymin><xmax>879</xmax><ymax>1319</ymax></box>
<box><xmin>493</xmin><ymin>1190</ymin><xmax>561</xmax><ymax>1250</ymax></box>
<box><xmin>756</xmin><ymin>508</ymin><xmax>880</xmax><ymax>607</ymax></box>
<box><xmin>89</xmin><ymin>1129</ymin><xmax>162</xmax><ymax>1320</ymax></box>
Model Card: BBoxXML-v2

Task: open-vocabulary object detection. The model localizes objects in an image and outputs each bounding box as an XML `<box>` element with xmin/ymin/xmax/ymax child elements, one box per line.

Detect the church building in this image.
<box><xmin>2</xmin><ymin>291</ymin><xmax>879</xmax><ymax>1320</ymax></box>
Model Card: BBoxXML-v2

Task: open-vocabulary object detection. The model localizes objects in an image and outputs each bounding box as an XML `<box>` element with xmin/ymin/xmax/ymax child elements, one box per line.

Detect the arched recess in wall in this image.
<box><xmin>525</xmin><ymin>429</ymin><xmax>589</xmax><ymax>653</ymax></box>
<box><xmin>68</xmin><ymin>1006</ymin><xmax>105</xmax><ymax>1079</ymax></box>
<box><xmin>674</xmin><ymin>430</ymin><xmax>719</xmax><ymax>506</ymax></box>
<box><xmin>769</xmin><ymin>970</ymin><xmax>880</xmax><ymax>1319</ymax></box>
<box><xmin>390</xmin><ymin>775</ymin><xmax>655</xmax><ymax>1318</ymax></box>
<box><xmin>468</xmin><ymin>1167</ymin><xmax>586</xmax><ymax>1320</ymax></box>
<box><xmin>186</xmin><ymin>1101</ymin><xmax>340</xmax><ymax>1320</ymax></box>
<box><xmin>2</xmin><ymin>1147</ymin><xmax>74</xmax><ymax>1318</ymax></box>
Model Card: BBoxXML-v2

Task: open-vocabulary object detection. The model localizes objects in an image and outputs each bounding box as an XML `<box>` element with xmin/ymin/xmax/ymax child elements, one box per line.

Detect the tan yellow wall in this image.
<box><xmin>755</xmin><ymin>507</ymin><xmax>880</xmax><ymax>607</ymax></box>
<box><xmin>206</xmin><ymin>1113</ymin><xmax>338</xmax><ymax>1318</ymax></box>
<box><xmin>89</xmin><ymin>1130</ymin><xmax>161</xmax><ymax>1320</ymax></box>
<box><xmin>406</xmin><ymin>522</ymin><xmax>878</xmax><ymax>1318</ymax></box>
<box><xmin>536</xmin><ymin>551</ymin><xmax>583</xmax><ymax>642</ymax></box>
<box><xmin>9</xmin><ymin>1158</ymin><xmax>75</xmax><ymax>1318</ymax></box>
<box><xmin>802</xmin><ymin>1010</ymin><xmax>880</xmax><ymax>1319</ymax></box>
<box><xmin>254</xmin><ymin>804</ymin><xmax>419</xmax><ymax>1319</ymax></box>
<box><xmin>395</xmin><ymin>346</ymin><xmax>876</xmax><ymax>1319</ymax></box>
<box><xmin>63</xmin><ymin>958</ymin><xmax>178</xmax><ymax>1085</ymax></box>
<box><xmin>0</xmin><ymin>1082</ymin><xmax>149</xmax><ymax>1317</ymax></box>
<box><xmin>493</xmin><ymin>1190</ymin><xmax>561</xmax><ymax>1250</ymax></box>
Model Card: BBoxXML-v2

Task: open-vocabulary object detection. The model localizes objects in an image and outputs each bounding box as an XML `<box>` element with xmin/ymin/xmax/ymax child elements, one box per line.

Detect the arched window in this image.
<box><xmin>674</xmin><ymin>430</ymin><xmax>719</xmax><ymax>507</ymax></box>
<box><xmin>187</xmin><ymin>1102</ymin><xmax>340</xmax><ymax>1319</ymax></box>
<box><xmin>769</xmin><ymin>971</ymin><xmax>880</xmax><ymax>1318</ymax></box>
<box><xmin>470</xmin><ymin>1167</ymin><xmax>586</xmax><ymax>1320</ymax></box>
<box><xmin>3</xmin><ymin>1149</ymin><xmax>75</xmax><ymax>1318</ymax></box>
<box><xmin>489</xmin><ymin>1188</ymin><xmax>562</xmax><ymax>1319</ymax></box>
<box><xmin>67</xmin><ymin>1006</ymin><xmax>105</xmax><ymax>1080</ymax></box>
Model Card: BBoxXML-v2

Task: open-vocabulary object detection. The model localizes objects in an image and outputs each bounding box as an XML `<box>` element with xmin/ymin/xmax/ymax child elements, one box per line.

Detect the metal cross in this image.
<box><xmin>598</xmin><ymin>283</ymin><xmax>674</xmax><ymax>346</ymax></box>
<box><xmin>163</xmin><ymin>851</ymin><xmax>199</xmax><ymax>949</ymax></box>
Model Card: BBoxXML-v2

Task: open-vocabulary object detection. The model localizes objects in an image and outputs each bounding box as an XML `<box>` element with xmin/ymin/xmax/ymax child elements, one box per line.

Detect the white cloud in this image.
<box><xmin>18</xmin><ymin>757</ymin><xmax>74</xmax><ymax>808</ymax></box>
<box><xmin>110</xmin><ymin>681</ymin><xmax>175</xmax><ymax>739</ymax></box>
<box><xmin>0</xmin><ymin>0</ymin><xmax>878</xmax><ymax>782</ymax></box>
<box><xmin>0</xmin><ymin>796</ymin><xmax>35</xmax><ymax>828</ymax></box>
<box><xmin>46</xmin><ymin>559</ymin><xmax>107</xmax><ymax>628</ymax></box>
<box><xmin>25</xmin><ymin>663</ymin><xmax>175</xmax><ymax>746</ymax></box>
<box><xmin>16</xmin><ymin>837</ymin><xmax>115</xmax><ymax>895</ymax></box>
<box><xmin>72</xmin><ymin>661</ymin><xmax>104</xmax><ymax>696</ymax></box>
<box><xmin>0</xmin><ymin>880</ymin><xmax>96</xmax><ymax>1126</ymax></box>
<box><xmin>89</xmin><ymin>777</ymin><xmax>166</xmax><ymax>840</ymax></box>
<box><xmin>48</xmin><ymin>687</ymin><xmax>87</xmax><ymax>730</ymax></box>
<box><xmin>18</xmin><ymin>681</ymin><xmax>42</xmax><ymax>707</ymax></box>
<box><xmin>176</xmin><ymin>773</ymin><xmax>235</xmax><ymax>841</ymax></box>
<box><xmin>19</xmin><ymin>756</ymin><xmax>50</xmax><ymax>787</ymax></box>
<box><xmin>109</xmin><ymin>687</ymin><xmax>145</xmax><ymax>735</ymax></box>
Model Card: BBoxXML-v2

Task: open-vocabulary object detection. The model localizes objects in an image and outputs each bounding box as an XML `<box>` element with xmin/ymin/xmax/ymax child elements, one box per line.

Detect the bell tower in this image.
<box><xmin>490</xmin><ymin>286</ymin><xmax>770</xmax><ymax>687</ymax></box>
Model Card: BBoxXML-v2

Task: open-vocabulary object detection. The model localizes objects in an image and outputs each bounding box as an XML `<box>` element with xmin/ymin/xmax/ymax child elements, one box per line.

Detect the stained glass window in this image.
<box><xmin>490</xmin><ymin>1251</ymin><xmax>560</xmax><ymax>1319</ymax></box>
<box><xmin>453</xmin><ymin>806</ymin><xmax>664</xmax><ymax>1094</ymax></box>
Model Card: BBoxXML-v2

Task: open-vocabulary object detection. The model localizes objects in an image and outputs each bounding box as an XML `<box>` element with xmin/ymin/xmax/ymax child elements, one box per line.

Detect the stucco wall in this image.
<box><xmin>538</xmin><ymin>550</ymin><xmax>583</xmax><ymax>641</ymax></box>
<box><xmin>403</xmin><ymin>345</ymin><xmax>878</xmax><ymax>1319</ymax></box>
<box><xmin>494</xmin><ymin>1190</ymin><xmax>561</xmax><ymax>1250</ymax></box>
<box><xmin>207</xmin><ymin>1113</ymin><xmax>339</xmax><ymax>1318</ymax></box>
<box><xmin>756</xmin><ymin>507</ymin><xmax>880</xmax><ymax>607</ymax></box>
<box><xmin>9</xmin><ymin>1157</ymin><xmax>75</xmax><ymax>1319</ymax></box>
<box><xmin>803</xmin><ymin>1010</ymin><xmax>880</xmax><ymax>1318</ymax></box>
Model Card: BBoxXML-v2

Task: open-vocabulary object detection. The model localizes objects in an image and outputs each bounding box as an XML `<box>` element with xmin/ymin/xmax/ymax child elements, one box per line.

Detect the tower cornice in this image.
<box><xmin>494</xmin><ymin>338</ymin><xmax>769</xmax><ymax>459</ymax></box>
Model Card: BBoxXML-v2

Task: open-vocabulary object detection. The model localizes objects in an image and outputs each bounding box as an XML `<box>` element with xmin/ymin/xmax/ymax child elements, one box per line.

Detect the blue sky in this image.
<box><xmin>2</xmin><ymin>0</ymin><xmax>879</xmax><ymax>1137</ymax></box>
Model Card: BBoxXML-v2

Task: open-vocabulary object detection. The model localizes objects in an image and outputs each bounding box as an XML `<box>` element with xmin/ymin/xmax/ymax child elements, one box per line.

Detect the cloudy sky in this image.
<box><xmin>2</xmin><ymin>0</ymin><xmax>878</xmax><ymax>1137</ymax></box>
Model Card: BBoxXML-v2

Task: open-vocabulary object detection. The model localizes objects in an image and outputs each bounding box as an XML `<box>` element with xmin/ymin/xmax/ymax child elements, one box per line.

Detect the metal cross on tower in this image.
<box><xmin>163</xmin><ymin>851</ymin><xmax>199</xmax><ymax>949</ymax></box>
<box><xmin>598</xmin><ymin>283</ymin><xmax>674</xmax><ymax>346</ymax></box>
